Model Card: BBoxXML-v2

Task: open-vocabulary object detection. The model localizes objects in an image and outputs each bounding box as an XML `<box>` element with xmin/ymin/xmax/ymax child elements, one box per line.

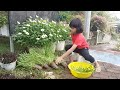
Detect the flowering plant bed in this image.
<box><xmin>13</xmin><ymin>16</ymin><xmax>69</xmax><ymax>48</ymax></box>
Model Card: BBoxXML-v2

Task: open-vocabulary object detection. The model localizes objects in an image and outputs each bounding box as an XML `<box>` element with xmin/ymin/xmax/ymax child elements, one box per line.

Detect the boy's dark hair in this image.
<box><xmin>69</xmin><ymin>18</ymin><xmax>83</xmax><ymax>33</ymax></box>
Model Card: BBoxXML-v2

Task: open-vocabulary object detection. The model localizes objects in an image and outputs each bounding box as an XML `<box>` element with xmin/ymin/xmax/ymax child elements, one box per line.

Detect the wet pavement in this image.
<box><xmin>89</xmin><ymin>42</ymin><xmax>120</xmax><ymax>66</ymax></box>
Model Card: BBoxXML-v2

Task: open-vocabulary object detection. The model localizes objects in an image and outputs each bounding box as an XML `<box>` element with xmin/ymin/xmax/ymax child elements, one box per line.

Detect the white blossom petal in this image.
<box><xmin>17</xmin><ymin>21</ymin><xmax>20</xmax><ymax>24</ymax></box>
<box><xmin>41</xmin><ymin>29</ymin><xmax>45</xmax><ymax>32</ymax></box>
<box><xmin>23</xmin><ymin>30</ymin><xmax>27</xmax><ymax>33</ymax></box>
<box><xmin>36</xmin><ymin>38</ymin><xmax>40</xmax><ymax>40</ymax></box>
<box><xmin>36</xmin><ymin>15</ymin><xmax>39</xmax><ymax>18</ymax></box>
<box><xmin>26</xmin><ymin>24</ymin><xmax>30</xmax><ymax>26</ymax></box>
<box><xmin>18</xmin><ymin>33</ymin><xmax>22</xmax><ymax>35</ymax></box>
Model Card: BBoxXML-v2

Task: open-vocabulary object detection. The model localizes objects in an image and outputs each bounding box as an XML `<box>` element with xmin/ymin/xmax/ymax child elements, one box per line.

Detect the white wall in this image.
<box><xmin>0</xmin><ymin>25</ymin><xmax>9</xmax><ymax>36</ymax></box>
<box><xmin>102</xmin><ymin>34</ymin><xmax>111</xmax><ymax>43</ymax></box>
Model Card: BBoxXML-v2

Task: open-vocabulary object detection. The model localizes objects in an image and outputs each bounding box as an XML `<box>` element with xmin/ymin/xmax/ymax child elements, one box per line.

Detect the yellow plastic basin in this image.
<box><xmin>68</xmin><ymin>62</ymin><xmax>95</xmax><ymax>79</ymax></box>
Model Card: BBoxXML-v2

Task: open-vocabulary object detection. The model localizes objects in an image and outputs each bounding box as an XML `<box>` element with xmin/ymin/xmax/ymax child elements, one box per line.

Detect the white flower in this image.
<box><xmin>64</xmin><ymin>30</ymin><xmax>67</xmax><ymax>32</ymax></box>
<box><xmin>41</xmin><ymin>34</ymin><xmax>47</xmax><ymax>38</ymax></box>
<box><xmin>17</xmin><ymin>21</ymin><xmax>20</xmax><ymax>24</ymax></box>
<box><xmin>18</xmin><ymin>33</ymin><xmax>22</xmax><ymax>35</ymax></box>
<box><xmin>52</xmin><ymin>20</ymin><xmax>56</xmax><ymax>24</ymax></box>
<box><xmin>40</xmin><ymin>18</ymin><xmax>43</xmax><ymax>20</ymax></box>
<box><xmin>59</xmin><ymin>35</ymin><xmax>62</xmax><ymax>37</ymax></box>
<box><xmin>26</xmin><ymin>24</ymin><xmax>30</xmax><ymax>27</ymax></box>
<box><xmin>36</xmin><ymin>15</ymin><xmax>39</xmax><ymax>18</ymax></box>
<box><xmin>64</xmin><ymin>24</ymin><xmax>66</xmax><ymax>26</ymax></box>
<box><xmin>32</xmin><ymin>20</ymin><xmax>36</xmax><ymax>22</ymax></box>
<box><xmin>43</xmin><ymin>20</ymin><xmax>47</xmax><ymax>22</ymax></box>
<box><xmin>29</xmin><ymin>18</ymin><xmax>32</xmax><ymax>22</ymax></box>
<box><xmin>29</xmin><ymin>16</ymin><xmax>32</xmax><ymax>18</ymax></box>
<box><xmin>38</xmin><ymin>20</ymin><xmax>41</xmax><ymax>23</ymax></box>
<box><xmin>23</xmin><ymin>30</ymin><xmax>27</xmax><ymax>33</ymax></box>
<box><xmin>23</xmin><ymin>27</ymin><xmax>26</xmax><ymax>28</ymax></box>
<box><xmin>45</xmin><ymin>23</ymin><xmax>48</xmax><ymax>25</ymax></box>
<box><xmin>57</xmin><ymin>31</ymin><xmax>60</xmax><ymax>32</ymax></box>
<box><xmin>25</xmin><ymin>32</ymin><xmax>29</xmax><ymax>35</ymax></box>
<box><xmin>41</xmin><ymin>29</ymin><xmax>45</xmax><ymax>32</ymax></box>
<box><xmin>36</xmin><ymin>38</ymin><xmax>40</xmax><ymax>40</ymax></box>
<box><xmin>42</xmin><ymin>22</ymin><xmax>46</xmax><ymax>24</ymax></box>
<box><xmin>46</xmin><ymin>19</ymin><xmax>49</xmax><ymax>22</ymax></box>
<box><xmin>49</xmin><ymin>33</ymin><xmax>53</xmax><ymax>37</ymax></box>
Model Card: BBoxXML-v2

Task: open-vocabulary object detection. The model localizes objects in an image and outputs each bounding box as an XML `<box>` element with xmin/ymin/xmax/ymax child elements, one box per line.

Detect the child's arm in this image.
<box><xmin>55</xmin><ymin>44</ymin><xmax>77</xmax><ymax>64</ymax></box>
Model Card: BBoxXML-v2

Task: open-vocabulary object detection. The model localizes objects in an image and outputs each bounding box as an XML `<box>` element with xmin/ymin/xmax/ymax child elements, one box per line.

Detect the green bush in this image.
<box><xmin>58</xmin><ymin>11</ymin><xmax>74</xmax><ymax>23</ymax></box>
<box><xmin>13</xmin><ymin>16</ymin><xmax>69</xmax><ymax>47</ymax></box>
<box><xmin>0</xmin><ymin>11</ymin><xmax>8</xmax><ymax>28</ymax></box>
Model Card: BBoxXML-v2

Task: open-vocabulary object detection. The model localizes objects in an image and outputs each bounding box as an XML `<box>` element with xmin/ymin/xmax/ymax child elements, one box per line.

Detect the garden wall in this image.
<box><xmin>9</xmin><ymin>11</ymin><xmax>59</xmax><ymax>35</ymax></box>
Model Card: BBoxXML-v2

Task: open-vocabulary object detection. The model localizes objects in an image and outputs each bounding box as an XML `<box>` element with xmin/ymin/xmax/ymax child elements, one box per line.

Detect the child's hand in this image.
<box><xmin>55</xmin><ymin>57</ymin><xmax>63</xmax><ymax>65</ymax></box>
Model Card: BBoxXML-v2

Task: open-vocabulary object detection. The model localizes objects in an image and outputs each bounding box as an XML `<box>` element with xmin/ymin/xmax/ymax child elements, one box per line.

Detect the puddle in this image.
<box><xmin>89</xmin><ymin>49</ymin><xmax>120</xmax><ymax>66</ymax></box>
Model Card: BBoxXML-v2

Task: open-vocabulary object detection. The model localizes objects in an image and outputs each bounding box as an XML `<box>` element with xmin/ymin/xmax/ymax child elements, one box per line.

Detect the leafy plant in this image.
<box><xmin>0</xmin><ymin>11</ymin><xmax>8</xmax><ymax>28</ymax></box>
<box><xmin>58</xmin><ymin>11</ymin><xmax>74</xmax><ymax>23</ymax></box>
<box><xmin>13</xmin><ymin>16</ymin><xmax>69</xmax><ymax>47</ymax></box>
<box><xmin>17</xmin><ymin>44</ymin><xmax>57</xmax><ymax>69</ymax></box>
<box><xmin>55</xmin><ymin>22</ymin><xmax>70</xmax><ymax>41</ymax></box>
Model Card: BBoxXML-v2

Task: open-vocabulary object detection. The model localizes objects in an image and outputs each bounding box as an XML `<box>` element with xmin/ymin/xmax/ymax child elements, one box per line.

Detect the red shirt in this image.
<box><xmin>71</xmin><ymin>33</ymin><xmax>89</xmax><ymax>49</ymax></box>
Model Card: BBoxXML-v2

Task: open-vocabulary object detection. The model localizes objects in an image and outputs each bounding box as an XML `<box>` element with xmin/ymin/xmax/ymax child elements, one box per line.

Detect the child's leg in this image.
<box><xmin>79</xmin><ymin>48</ymin><xmax>101</xmax><ymax>72</ymax></box>
<box><xmin>65</xmin><ymin>45</ymin><xmax>78</xmax><ymax>62</ymax></box>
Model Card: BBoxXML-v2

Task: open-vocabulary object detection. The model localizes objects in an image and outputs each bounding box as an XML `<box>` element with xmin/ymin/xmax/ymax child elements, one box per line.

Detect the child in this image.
<box><xmin>55</xmin><ymin>18</ymin><xmax>101</xmax><ymax>72</ymax></box>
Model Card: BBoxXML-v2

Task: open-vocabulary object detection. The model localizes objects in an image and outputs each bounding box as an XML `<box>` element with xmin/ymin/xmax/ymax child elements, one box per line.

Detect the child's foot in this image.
<box><xmin>95</xmin><ymin>65</ymin><xmax>101</xmax><ymax>72</ymax></box>
<box><xmin>93</xmin><ymin>61</ymin><xmax>101</xmax><ymax>72</ymax></box>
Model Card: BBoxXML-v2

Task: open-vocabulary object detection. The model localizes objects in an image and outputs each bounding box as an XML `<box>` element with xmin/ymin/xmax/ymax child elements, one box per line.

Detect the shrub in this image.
<box><xmin>90</xmin><ymin>15</ymin><xmax>107</xmax><ymax>32</ymax></box>
<box><xmin>0</xmin><ymin>11</ymin><xmax>8</xmax><ymax>28</ymax></box>
<box><xmin>58</xmin><ymin>11</ymin><xmax>74</xmax><ymax>23</ymax></box>
<box><xmin>13</xmin><ymin>16</ymin><xmax>69</xmax><ymax>47</ymax></box>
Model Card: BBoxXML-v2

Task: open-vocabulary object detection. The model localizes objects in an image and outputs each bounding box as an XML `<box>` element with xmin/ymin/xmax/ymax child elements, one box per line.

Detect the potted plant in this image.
<box><xmin>56</xmin><ymin>23</ymin><xmax>69</xmax><ymax>51</ymax></box>
<box><xmin>0</xmin><ymin>52</ymin><xmax>17</xmax><ymax>71</ymax></box>
<box><xmin>56</xmin><ymin>41</ymin><xmax>65</xmax><ymax>51</ymax></box>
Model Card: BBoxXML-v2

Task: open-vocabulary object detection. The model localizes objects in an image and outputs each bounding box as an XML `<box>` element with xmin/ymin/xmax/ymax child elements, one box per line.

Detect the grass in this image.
<box><xmin>0</xmin><ymin>38</ymin><xmax>67</xmax><ymax>79</ymax></box>
<box><xmin>0</xmin><ymin>40</ymin><xmax>45</xmax><ymax>79</ymax></box>
<box><xmin>0</xmin><ymin>66</ymin><xmax>44</xmax><ymax>79</ymax></box>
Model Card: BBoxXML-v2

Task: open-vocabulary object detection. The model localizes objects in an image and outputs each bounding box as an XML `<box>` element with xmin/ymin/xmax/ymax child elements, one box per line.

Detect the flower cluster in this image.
<box><xmin>13</xmin><ymin>16</ymin><xmax>69</xmax><ymax>47</ymax></box>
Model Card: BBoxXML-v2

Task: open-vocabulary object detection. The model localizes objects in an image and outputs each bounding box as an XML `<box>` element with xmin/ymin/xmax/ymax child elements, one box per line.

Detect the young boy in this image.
<box><xmin>55</xmin><ymin>18</ymin><xmax>101</xmax><ymax>72</ymax></box>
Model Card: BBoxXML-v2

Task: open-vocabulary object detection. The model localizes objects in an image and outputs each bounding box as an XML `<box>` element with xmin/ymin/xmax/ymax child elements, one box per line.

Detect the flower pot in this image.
<box><xmin>56</xmin><ymin>41</ymin><xmax>65</xmax><ymax>51</ymax></box>
<box><xmin>52</xmin><ymin>42</ymin><xmax>56</xmax><ymax>53</ymax></box>
<box><xmin>0</xmin><ymin>61</ymin><xmax>16</xmax><ymax>71</ymax></box>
